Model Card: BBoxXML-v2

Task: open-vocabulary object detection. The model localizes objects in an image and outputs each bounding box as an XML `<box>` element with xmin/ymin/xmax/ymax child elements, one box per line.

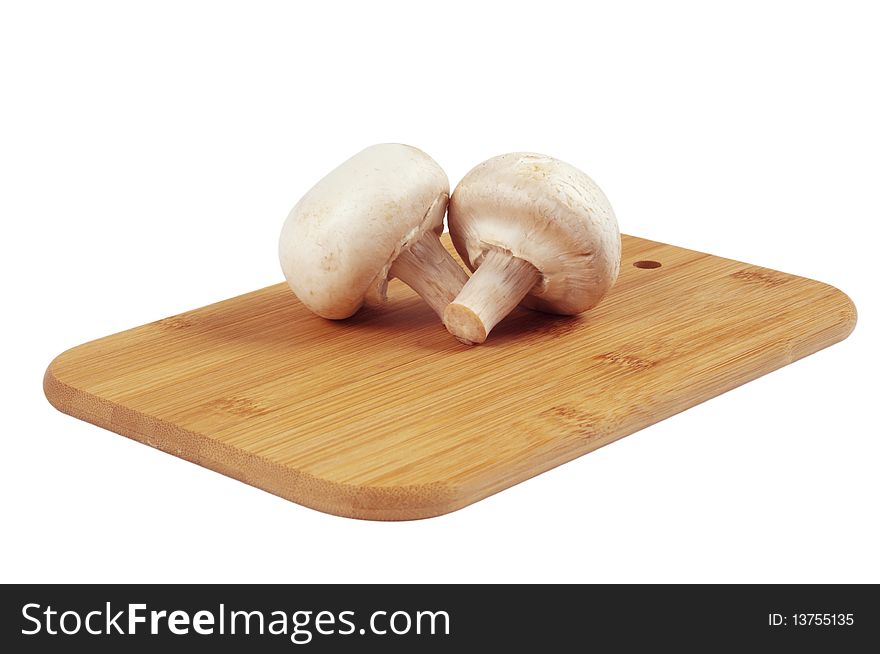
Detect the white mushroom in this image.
<box><xmin>279</xmin><ymin>144</ymin><xmax>469</xmax><ymax>320</ymax></box>
<box><xmin>444</xmin><ymin>152</ymin><xmax>621</xmax><ymax>344</ymax></box>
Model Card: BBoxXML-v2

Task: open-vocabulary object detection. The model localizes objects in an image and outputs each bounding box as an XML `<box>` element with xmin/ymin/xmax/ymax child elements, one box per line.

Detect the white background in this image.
<box><xmin>1</xmin><ymin>1</ymin><xmax>877</xmax><ymax>583</ymax></box>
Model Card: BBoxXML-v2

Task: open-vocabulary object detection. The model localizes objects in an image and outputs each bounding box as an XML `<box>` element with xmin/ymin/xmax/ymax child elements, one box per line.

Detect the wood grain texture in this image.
<box><xmin>44</xmin><ymin>235</ymin><xmax>856</xmax><ymax>520</ymax></box>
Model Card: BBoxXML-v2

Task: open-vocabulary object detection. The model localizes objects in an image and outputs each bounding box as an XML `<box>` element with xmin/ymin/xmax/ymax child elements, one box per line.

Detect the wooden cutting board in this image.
<box><xmin>44</xmin><ymin>235</ymin><xmax>856</xmax><ymax>520</ymax></box>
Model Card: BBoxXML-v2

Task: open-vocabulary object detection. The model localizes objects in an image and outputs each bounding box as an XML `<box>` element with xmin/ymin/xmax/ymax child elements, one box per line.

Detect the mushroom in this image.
<box><xmin>443</xmin><ymin>152</ymin><xmax>621</xmax><ymax>344</ymax></box>
<box><xmin>279</xmin><ymin>144</ymin><xmax>469</xmax><ymax>320</ymax></box>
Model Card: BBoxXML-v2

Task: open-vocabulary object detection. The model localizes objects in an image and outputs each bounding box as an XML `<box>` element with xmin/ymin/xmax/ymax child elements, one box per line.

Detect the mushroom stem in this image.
<box><xmin>443</xmin><ymin>249</ymin><xmax>541</xmax><ymax>345</ymax></box>
<box><xmin>389</xmin><ymin>231</ymin><xmax>470</xmax><ymax>318</ymax></box>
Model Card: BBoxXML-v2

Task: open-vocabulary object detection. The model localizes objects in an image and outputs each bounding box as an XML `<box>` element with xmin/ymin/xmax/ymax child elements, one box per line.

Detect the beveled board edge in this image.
<box><xmin>43</xmin><ymin>366</ymin><xmax>465</xmax><ymax>520</ymax></box>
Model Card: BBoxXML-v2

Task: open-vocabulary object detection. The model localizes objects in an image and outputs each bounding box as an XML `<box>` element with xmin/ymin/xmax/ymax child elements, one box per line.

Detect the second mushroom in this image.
<box><xmin>444</xmin><ymin>152</ymin><xmax>621</xmax><ymax>344</ymax></box>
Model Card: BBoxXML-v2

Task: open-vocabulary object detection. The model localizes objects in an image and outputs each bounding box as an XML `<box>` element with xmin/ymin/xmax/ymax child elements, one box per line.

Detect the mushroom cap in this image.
<box><xmin>448</xmin><ymin>152</ymin><xmax>620</xmax><ymax>315</ymax></box>
<box><xmin>279</xmin><ymin>144</ymin><xmax>449</xmax><ymax>319</ymax></box>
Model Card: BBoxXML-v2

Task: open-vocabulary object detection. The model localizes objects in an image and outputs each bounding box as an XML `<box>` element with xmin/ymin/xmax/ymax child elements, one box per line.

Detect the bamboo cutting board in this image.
<box><xmin>44</xmin><ymin>235</ymin><xmax>856</xmax><ymax>520</ymax></box>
